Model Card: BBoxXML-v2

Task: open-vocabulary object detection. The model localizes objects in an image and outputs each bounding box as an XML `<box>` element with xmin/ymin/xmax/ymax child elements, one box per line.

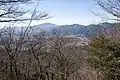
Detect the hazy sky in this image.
<box><xmin>32</xmin><ymin>0</ymin><xmax>105</xmax><ymax>25</ymax></box>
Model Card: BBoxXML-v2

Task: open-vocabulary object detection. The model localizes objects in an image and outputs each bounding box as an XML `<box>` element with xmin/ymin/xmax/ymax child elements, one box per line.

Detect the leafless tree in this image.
<box><xmin>0</xmin><ymin>0</ymin><xmax>49</xmax><ymax>80</ymax></box>
<box><xmin>0</xmin><ymin>0</ymin><xmax>49</xmax><ymax>23</ymax></box>
<box><xmin>95</xmin><ymin>0</ymin><xmax>120</xmax><ymax>21</ymax></box>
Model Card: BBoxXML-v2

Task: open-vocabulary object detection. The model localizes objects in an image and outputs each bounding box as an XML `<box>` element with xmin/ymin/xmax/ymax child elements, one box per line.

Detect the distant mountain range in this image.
<box><xmin>13</xmin><ymin>22</ymin><xmax>117</xmax><ymax>39</ymax></box>
<box><xmin>30</xmin><ymin>22</ymin><xmax>116</xmax><ymax>37</ymax></box>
